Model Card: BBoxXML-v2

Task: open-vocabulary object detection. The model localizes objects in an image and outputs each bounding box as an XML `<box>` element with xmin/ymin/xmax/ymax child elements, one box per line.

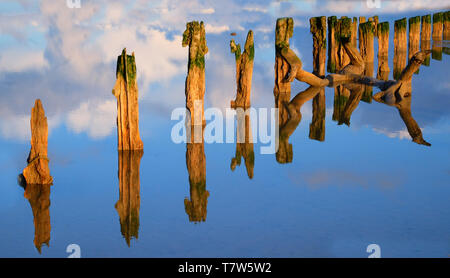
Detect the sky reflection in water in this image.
<box><xmin>0</xmin><ymin>1</ymin><xmax>449</xmax><ymax>257</ymax></box>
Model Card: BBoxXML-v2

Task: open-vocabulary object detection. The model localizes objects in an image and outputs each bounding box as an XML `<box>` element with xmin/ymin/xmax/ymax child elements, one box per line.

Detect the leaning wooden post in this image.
<box><xmin>409</xmin><ymin>16</ymin><xmax>421</xmax><ymax>74</ymax></box>
<box><xmin>377</xmin><ymin>22</ymin><xmax>390</xmax><ymax>80</ymax></box>
<box><xmin>112</xmin><ymin>49</ymin><xmax>144</xmax><ymax>151</ymax></box>
<box><xmin>432</xmin><ymin>12</ymin><xmax>443</xmax><ymax>60</ymax></box>
<box><xmin>394</xmin><ymin>18</ymin><xmax>407</xmax><ymax>80</ymax></box>
<box><xmin>230</xmin><ymin>30</ymin><xmax>254</xmax><ymax>109</ymax></box>
<box><xmin>182</xmin><ymin>21</ymin><xmax>208</xmax><ymax>126</ymax></box>
<box><xmin>420</xmin><ymin>15</ymin><xmax>432</xmax><ymax>66</ymax></box>
<box><xmin>309</xmin><ymin>16</ymin><xmax>327</xmax><ymax>142</ymax></box>
<box><xmin>22</xmin><ymin>99</ymin><xmax>53</xmax><ymax>185</ymax></box>
<box><xmin>327</xmin><ymin>16</ymin><xmax>338</xmax><ymax>73</ymax></box>
<box><xmin>274</xmin><ymin>17</ymin><xmax>294</xmax><ymax>164</ymax></box>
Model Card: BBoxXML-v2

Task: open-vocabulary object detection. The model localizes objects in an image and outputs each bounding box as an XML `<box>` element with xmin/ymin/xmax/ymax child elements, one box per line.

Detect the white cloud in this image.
<box><xmin>199</xmin><ymin>8</ymin><xmax>215</xmax><ymax>14</ymax></box>
<box><xmin>205</xmin><ymin>24</ymin><xmax>230</xmax><ymax>34</ymax></box>
<box><xmin>0</xmin><ymin>49</ymin><xmax>48</xmax><ymax>73</ymax></box>
<box><xmin>66</xmin><ymin>100</ymin><xmax>117</xmax><ymax>139</ymax></box>
<box><xmin>373</xmin><ymin>127</ymin><xmax>412</xmax><ymax>140</ymax></box>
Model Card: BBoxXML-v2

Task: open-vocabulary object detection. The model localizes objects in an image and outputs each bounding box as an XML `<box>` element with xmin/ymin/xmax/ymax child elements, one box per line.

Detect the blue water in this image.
<box><xmin>0</xmin><ymin>1</ymin><xmax>449</xmax><ymax>257</ymax></box>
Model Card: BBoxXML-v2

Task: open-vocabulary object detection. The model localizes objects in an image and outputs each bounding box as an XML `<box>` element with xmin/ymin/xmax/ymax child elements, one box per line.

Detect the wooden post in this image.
<box><xmin>182</xmin><ymin>21</ymin><xmax>208</xmax><ymax>126</ymax></box>
<box><xmin>421</xmin><ymin>15</ymin><xmax>431</xmax><ymax>66</ymax></box>
<box><xmin>112</xmin><ymin>49</ymin><xmax>144</xmax><ymax>150</ymax></box>
<box><xmin>394</xmin><ymin>18</ymin><xmax>407</xmax><ymax>80</ymax></box>
<box><xmin>230</xmin><ymin>30</ymin><xmax>254</xmax><ymax>109</ymax></box>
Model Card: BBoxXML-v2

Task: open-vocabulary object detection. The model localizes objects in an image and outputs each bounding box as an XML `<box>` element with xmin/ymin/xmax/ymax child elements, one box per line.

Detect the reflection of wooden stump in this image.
<box><xmin>23</xmin><ymin>99</ymin><xmax>53</xmax><ymax>185</ymax></box>
<box><xmin>185</xmin><ymin>126</ymin><xmax>208</xmax><ymax>222</ymax></box>
<box><xmin>230</xmin><ymin>30</ymin><xmax>254</xmax><ymax>109</ymax></box>
<box><xmin>231</xmin><ymin>114</ymin><xmax>254</xmax><ymax>179</ymax></box>
<box><xmin>115</xmin><ymin>150</ymin><xmax>143</xmax><ymax>246</ymax></box>
<box><xmin>183</xmin><ymin>21</ymin><xmax>208</xmax><ymax>126</ymax></box>
<box><xmin>332</xmin><ymin>85</ymin><xmax>350</xmax><ymax>122</ymax></box>
<box><xmin>24</xmin><ymin>184</ymin><xmax>51</xmax><ymax>253</ymax></box>
<box><xmin>361</xmin><ymin>62</ymin><xmax>374</xmax><ymax>103</ymax></box>
<box><xmin>112</xmin><ymin>49</ymin><xmax>143</xmax><ymax>151</ymax></box>
<box><xmin>309</xmin><ymin>89</ymin><xmax>325</xmax><ymax>141</ymax></box>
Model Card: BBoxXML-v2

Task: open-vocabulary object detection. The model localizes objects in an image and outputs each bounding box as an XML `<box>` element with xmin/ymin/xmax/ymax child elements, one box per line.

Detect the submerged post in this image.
<box><xmin>183</xmin><ymin>21</ymin><xmax>208</xmax><ymax>126</ymax></box>
<box><xmin>112</xmin><ymin>49</ymin><xmax>143</xmax><ymax>151</ymax></box>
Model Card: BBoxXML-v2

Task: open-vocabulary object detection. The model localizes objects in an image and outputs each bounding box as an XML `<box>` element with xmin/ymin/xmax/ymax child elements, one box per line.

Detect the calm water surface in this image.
<box><xmin>0</xmin><ymin>1</ymin><xmax>449</xmax><ymax>257</ymax></box>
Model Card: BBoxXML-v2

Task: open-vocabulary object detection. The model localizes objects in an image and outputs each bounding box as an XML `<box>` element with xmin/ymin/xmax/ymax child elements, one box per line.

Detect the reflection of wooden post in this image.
<box><xmin>183</xmin><ymin>21</ymin><xmax>208</xmax><ymax>126</ymax></box>
<box><xmin>24</xmin><ymin>184</ymin><xmax>51</xmax><ymax>253</ymax></box>
<box><xmin>185</xmin><ymin>126</ymin><xmax>208</xmax><ymax>222</ymax></box>
<box><xmin>421</xmin><ymin>15</ymin><xmax>431</xmax><ymax>66</ymax></box>
<box><xmin>23</xmin><ymin>99</ymin><xmax>53</xmax><ymax>185</ymax></box>
<box><xmin>230</xmin><ymin>30</ymin><xmax>254</xmax><ymax>109</ymax></box>
<box><xmin>327</xmin><ymin>16</ymin><xmax>338</xmax><ymax>73</ymax></box>
<box><xmin>309</xmin><ymin>16</ymin><xmax>326</xmax><ymax>142</ymax></box>
<box><xmin>361</xmin><ymin>62</ymin><xmax>374</xmax><ymax>103</ymax></box>
<box><xmin>359</xmin><ymin>21</ymin><xmax>375</xmax><ymax>63</ymax></box>
<box><xmin>115</xmin><ymin>150</ymin><xmax>142</xmax><ymax>246</ymax></box>
<box><xmin>332</xmin><ymin>85</ymin><xmax>350</xmax><ymax>122</ymax></box>
<box><xmin>394</xmin><ymin>18</ymin><xmax>407</xmax><ymax>80</ymax></box>
<box><xmin>377</xmin><ymin>22</ymin><xmax>390</xmax><ymax>80</ymax></box>
<box><xmin>231</xmin><ymin>114</ymin><xmax>254</xmax><ymax>179</ymax></box>
<box><xmin>113</xmin><ymin>49</ymin><xmax>144</xmax><ymax>151</ymax></box>
<box><xmin>409</xmin><ymin>16</ymin><xmax>421</xmax><ymax>74</ymax></box>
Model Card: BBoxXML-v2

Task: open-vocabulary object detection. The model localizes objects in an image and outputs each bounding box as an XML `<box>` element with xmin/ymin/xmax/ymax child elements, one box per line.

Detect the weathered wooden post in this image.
<box><xmin>409</xmin><ymin>16</ymin><xmax>421</xmax><ymax>74</ymax></box>
<box><xmin>182</xmin><ymin>21</ymin><xmax>208</xmax><ymax>126</ymax></box>
<box><xmin>309</xmin><ymin>16</ymin><xmax>327</xmax><ymax>142</ymax></box>
<box><xmin>432</xmin><ymin>12</ymin><xmax>443</xmax><ymax>60</ymax></box>
<box><xmin>230</xmin><ymin>30</ymin><xmax>254</xmax><ymax>109</ymax></box>
<box><xmin>421</xmin><ymin>15</ymin><xmax>432</xmax><ymax>66</ymax></box>
<box><xmin>444</xmin><ymin>11</ymin><xmax>450</xmax><ymax>54</ymax></box>
<box><xmin>327</xmin><ymin>16</ymin><xmax>338</xmax><ymax>73</ymax></box>
<box><xmin>22</xmin><ymin>99</ymin><xmax>53</xmax><ymax>185</ymax></box>
<box><xmin>394</xmin><ymin>18</ymin><xmax>407</xmax><ymax>80</ymax></box>
<box><xmin>112</xmin><ymin>49</ymin><xmax>144</xmax><ymax>151</ymax></box>
<box><xmin>337</xmin><ymin>17</ymin><xmax>352</xmax><ymax>71</ymax></box>
<box><xmin>377</xmin><ymin>22</ymin><xmax>390</xmax><ymax>80</ymax></box>
<box><xmin>359</xmin><ymin>21</ymin><xmax>375</xmax><ymax>63</ymax></box>
<box><xmin>274</xmin><ymin>17</ymin><xmax>294</xmax><ymax>164</ymax></box>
